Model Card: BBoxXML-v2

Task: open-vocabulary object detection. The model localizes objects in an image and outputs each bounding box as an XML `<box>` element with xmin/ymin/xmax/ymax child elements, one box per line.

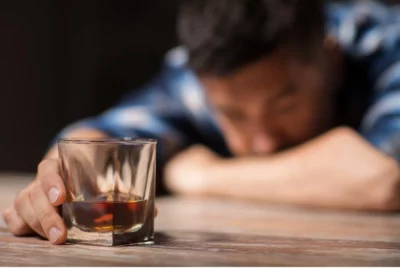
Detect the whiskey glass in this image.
<box><xmin>58</xmin><ymin>138</ymin><xmax>156</xmax><ymax>246</ymax></box>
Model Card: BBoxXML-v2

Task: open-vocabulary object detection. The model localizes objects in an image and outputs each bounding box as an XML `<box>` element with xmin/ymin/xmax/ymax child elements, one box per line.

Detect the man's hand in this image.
<box><xmin>1</xmin><ymin>128</ymin><xmax>106</xmax><ymax>244</ymax></box>
<box><xmin>3</xmin><ymin>157</ymin><xmax>159</xmax><ymax>244</ymax></box>
<box><xmin>2</xmin><ymin>159</ymin><xmax>67</xmax><ymax>244</ymax></box>
<box><xmin>164</xmin><ymin>145</ymin><xmax>221</xmax><ymax>196</ymax></box>
<box><xmin>2</xmin><ymin>128</ymin><xmax>159</xmax><ymax>244</ymax></box>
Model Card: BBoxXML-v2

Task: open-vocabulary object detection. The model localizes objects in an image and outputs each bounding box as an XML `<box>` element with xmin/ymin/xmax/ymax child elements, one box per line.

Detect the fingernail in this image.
<box><xmin>48</xmin><ymin>187</ymin><xmax>60</xmax><ymax>204</ymax></box>
<box><xmin>49</xmin><ymin>227</ymin><xmax>61</xmax><ymax>243</ymax></box>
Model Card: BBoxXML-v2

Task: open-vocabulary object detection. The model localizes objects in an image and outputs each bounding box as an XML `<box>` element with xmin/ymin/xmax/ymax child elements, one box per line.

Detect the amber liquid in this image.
<box><xmin>66</xmin><ymin>198</ymin><xmax>147</xmax><ymax>233</ymax></box>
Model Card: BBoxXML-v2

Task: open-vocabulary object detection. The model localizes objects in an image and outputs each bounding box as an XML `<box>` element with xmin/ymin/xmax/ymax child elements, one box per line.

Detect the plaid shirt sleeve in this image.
<box><xmin>328</xmin><ymin>1</ymin><xmax>400</xmax><ymax>161</ymax></box>
<box><xmin>54</xmin><ymin>47</ymin><xmax>227</xmax><ymax>165</ymax></box>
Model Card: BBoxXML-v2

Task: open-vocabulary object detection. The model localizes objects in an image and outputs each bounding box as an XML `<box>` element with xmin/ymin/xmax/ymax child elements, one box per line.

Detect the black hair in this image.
<box><xmin>178</xmin><ymin>0</ymin><xmax>325</xmax><ymax>76</ymax></box>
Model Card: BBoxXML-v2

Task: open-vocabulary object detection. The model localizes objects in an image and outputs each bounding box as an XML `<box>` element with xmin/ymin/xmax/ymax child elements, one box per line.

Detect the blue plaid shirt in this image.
<box><xmin>57</xmin><ymin>1</ymin><xmax>400</xmax><ymax>164</ymax></box>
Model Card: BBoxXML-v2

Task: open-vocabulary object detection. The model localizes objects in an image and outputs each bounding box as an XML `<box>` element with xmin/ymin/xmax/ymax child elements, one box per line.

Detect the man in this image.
<box><xmin>3</xmin><ymin>0</ymin><xmax>400</xmax><ymax>244</ymax></box>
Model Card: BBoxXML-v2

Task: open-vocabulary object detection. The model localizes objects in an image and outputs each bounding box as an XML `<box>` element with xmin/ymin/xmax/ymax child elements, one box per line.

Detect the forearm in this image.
<box><xmin>205</xmin><ymin>127</ymin><xmax>400</xmax><ymax>211</ymax></box>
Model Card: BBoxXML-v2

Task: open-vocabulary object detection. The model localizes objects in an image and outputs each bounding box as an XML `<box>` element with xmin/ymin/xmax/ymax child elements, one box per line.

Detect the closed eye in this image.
<box><xmin>271</xmin><ymin>85</ymin><xmax>297</xmax><ymax>113</ymax></box>
<box><xmin>274</xmin><ymin>95</ymin><xmax>296</xmax><ymax>113</ymax></box>
<box><xmin>217</xmin><ymin>107</ymin><xmax>247</xmax><ymax>122</ymax></box>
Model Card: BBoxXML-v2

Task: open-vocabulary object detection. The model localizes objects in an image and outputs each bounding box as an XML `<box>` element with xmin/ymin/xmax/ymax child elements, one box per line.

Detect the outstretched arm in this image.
<box><xmin>165</xmin><ymin>127</ymin><xmax>400</xmax><ymax>211</ymax></box>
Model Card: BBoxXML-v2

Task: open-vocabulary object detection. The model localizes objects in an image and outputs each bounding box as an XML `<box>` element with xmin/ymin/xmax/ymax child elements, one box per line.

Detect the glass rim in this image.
<box><xmin>58</xmin><ymin>137</ymin><xmax>157</xmax><ymax>145</ymax></box>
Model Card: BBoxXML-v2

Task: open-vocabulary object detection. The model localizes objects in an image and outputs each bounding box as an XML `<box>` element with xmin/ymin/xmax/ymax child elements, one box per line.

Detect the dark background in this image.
<box><xmin>0</xmin><ymin>0</ymin><xmax>398</xmax><ymax>173</ymax></box>
<box><xmin>0</xmin><ymin>0</ymin><xmax>181</xmax><ymax>172</ymax></box>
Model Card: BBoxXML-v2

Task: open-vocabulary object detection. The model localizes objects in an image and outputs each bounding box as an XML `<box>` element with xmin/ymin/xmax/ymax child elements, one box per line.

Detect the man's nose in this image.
<box><xmin>251</xmin><ymin>132</ymin><xmax>278</xmax><ymax>155</ymax></box>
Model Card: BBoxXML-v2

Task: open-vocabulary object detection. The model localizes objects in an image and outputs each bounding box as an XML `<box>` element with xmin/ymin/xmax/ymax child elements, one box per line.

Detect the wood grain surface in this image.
<box><xmin>1</xmin><ymin>173</ymin><xmax>400</xmax><ymax>266</ymax></box>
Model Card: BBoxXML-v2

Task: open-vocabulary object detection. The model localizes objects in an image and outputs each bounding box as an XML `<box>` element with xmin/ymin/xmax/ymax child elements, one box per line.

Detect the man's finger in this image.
<box><xmin>37</xmin><ymin>158</ymin><xmax>59</xmax><ymax>175</ymax></box>
<box><xmin>14</xmin><ymin>182</ymin><xmax>46</xmax><ymax>237</ymax></box>
<box><xmin>2</xmin><ymin>205</ymin><xmax>33</xmax><ymax>236</ymax></box>
<box><xmin>31</xmin><ymin>184</ymin><xmax>67</xmax><ymax>245</ymax></box>
<box><xmin>37</xmin><ymin>159</ymin><xmax>66</xmax><ymax>206</ymax></box>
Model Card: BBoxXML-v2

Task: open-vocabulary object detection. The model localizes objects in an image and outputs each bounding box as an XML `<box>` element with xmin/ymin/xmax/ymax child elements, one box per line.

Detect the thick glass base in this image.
<box><xmin>66</xmin><ymin>226</ymin><xmax>154</xmax><ymax>247</ymax></box>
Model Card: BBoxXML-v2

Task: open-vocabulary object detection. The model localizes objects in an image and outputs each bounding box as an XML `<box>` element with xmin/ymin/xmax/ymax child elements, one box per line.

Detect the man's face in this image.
<box><xmin>200</xmin><ymin>48</ymin><xmax>337</xmax><ymax>156</ymax></box>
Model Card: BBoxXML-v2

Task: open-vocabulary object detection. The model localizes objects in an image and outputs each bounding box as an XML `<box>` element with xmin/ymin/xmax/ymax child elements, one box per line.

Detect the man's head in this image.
<box><xmin>178</xmin><ymin>0</ymin><xmax>343</xmax><ymax>156</ymax></box>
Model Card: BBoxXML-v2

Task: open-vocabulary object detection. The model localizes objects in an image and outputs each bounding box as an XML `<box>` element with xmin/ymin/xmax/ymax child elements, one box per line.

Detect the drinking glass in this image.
<box><xmin>58</xmin><ymin>138</ymin><xmax>156</xmax><ymax>246</ymax></box>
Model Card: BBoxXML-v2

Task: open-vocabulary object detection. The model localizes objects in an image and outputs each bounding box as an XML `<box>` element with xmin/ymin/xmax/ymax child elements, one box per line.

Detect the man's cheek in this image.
<box><xmin>282</xmin><ymin>111</ymin><xmax>316</xmax><ymax>142</ymax></box>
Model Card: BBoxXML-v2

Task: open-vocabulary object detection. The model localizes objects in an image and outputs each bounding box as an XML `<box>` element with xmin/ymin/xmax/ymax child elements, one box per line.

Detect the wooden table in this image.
<box><xmin>1</xmin><ymin>173</ymin><xmax>400</xmax><ymax>266</ymax></box>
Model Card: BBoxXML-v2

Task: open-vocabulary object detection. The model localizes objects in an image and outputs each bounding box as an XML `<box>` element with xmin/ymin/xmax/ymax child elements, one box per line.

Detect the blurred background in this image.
<box><xmin>0</xmin><ymin>0</ymin><xmax>180</xmax><ymax>172</ymax></box>
<box><xmin>0</xmin><ymin>0</ymin><xmax>398</xmax><ymax>173</ymax></box>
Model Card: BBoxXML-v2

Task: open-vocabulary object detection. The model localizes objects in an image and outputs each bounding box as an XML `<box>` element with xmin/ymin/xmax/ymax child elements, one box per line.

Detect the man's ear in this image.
<box><xmin>323</xmin><ymin>35</ymin><xmax>345</xmax><ymax>90</ymax></box>
<box><xmin>324</xmin><ymin>35</ymin><xmax>341</xmax><ymax>58</ymax></box>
